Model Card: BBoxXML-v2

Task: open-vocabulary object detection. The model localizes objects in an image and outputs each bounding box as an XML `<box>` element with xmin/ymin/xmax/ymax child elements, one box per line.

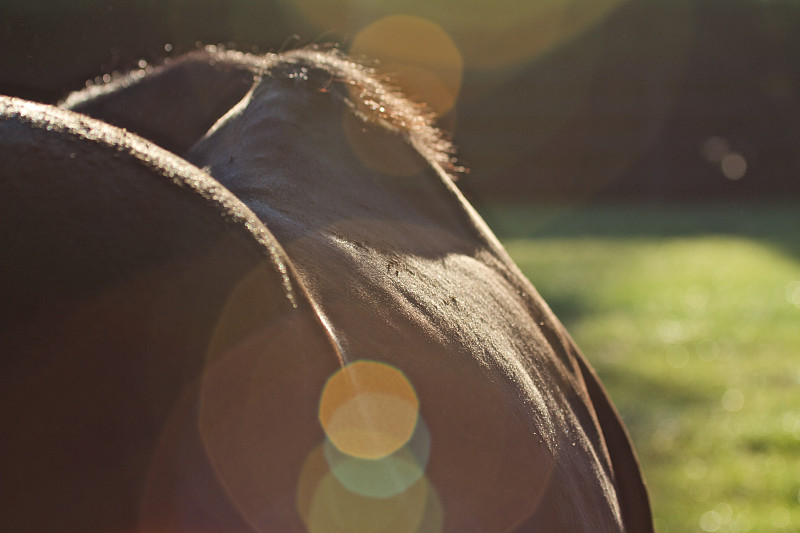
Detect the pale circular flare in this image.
<box><xmin>286</xmin><ymin>0</ymin><xmax>630</xmax><ymax>74</ymax></box>
<box><xmin>350</xmin><ymin>15</ymin><xmax>463</xmax><ymax>116</ymax></box>
<box><xmin>319</xmin><ymin>360</ymin><xmax>420</xmax><ymax>459</ymax></box>
<box><xmin>324</xmin><ymin>417</ymin><xmax>431</xmax><ymax>498</ymax></box>
<box><xmin>297</xmin><ymin>444</ymin><xmax>440</xmax><ymax>533</ymax></box>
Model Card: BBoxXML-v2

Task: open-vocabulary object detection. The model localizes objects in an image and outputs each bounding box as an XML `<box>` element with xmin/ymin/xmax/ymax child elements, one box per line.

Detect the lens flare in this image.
<box><xmin>309</xmin><ymin>471</ymin><xmax>428</xmax><ymax>533</ymax></box>
<box><xmin>197</xmin><ymin>266</ymin><xmax>345</xmax><ymax>531</ymax></box>
<box><xmin>302</xmin><ymin>361</ymin><xmax>443</xmax><ymax>530</ymax></box>
<box><xmin>721</xmin><ymin>153</ymin><xmax>747</xmax><ymax>181</ymax></box>
<box><xmin>319</xmin><ymin>360</ymin><xmax>420</xmax><ymax>459</ymax></box>
<box><xmin>297</xmin><ymin>444</ymin><xmax>442</xmax><ymax>533</ymax></box>
<box><xmin>285</xmin><ymin>0</ymin><xmax>629</xmax><ymax>74</ymax></box>
<box><xmin>323</xmin><ymin>417</ymin><xmax>431</xmax><ymax>498</ymax></box>
<box><xmin>350</xmin><ymin>15</ymin><xmax>463</xmax><ymax>117</ymax></box>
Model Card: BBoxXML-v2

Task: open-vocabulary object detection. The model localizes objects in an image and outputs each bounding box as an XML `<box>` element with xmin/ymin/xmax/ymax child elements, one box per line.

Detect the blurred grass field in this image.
<box><xmin>478</xmin><ymin>202</ymin><xmax>800</xmax><ymax>533</ymax></box>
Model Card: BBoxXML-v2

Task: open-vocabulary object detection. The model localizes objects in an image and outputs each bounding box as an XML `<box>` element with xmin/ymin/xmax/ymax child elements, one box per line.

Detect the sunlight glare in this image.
<box><xmin>284</xmin><ymin>0</ymin><xmax>629</xmax><ymax>74</ymax></box>
<box><xmin>297</xmin><ymin>444</ymin><xmax>442</xmax><ymax>533</ymax></box>
<box><xmin>350</xmin><ymin>15</ymin><xmax>463</xmax><ymax>117</ymax></box>
<box><xmin>323</xmin><ymin>417</ymin><xmax>431</xmax><ymax>497</ymax></box>
<box><xmin>721</xmin><ymin>389</ymin><xmax>744</xmax><ymax>412</ymax></box>
<box><xmin>319</xmin><ymin>360</ymin><xmax>420</xmax><ymax>459</ymax></box>
<box><xmin>721</xmin><ymin>153</ymin><xmax>747</xmax><ymax>181</ymax></box>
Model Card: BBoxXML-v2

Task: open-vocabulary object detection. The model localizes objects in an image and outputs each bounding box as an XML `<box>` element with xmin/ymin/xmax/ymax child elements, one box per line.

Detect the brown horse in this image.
<box><xmin>1</xmin><ymin>48</ymin><xmax>653</xmax><ymax>532</ymax></box>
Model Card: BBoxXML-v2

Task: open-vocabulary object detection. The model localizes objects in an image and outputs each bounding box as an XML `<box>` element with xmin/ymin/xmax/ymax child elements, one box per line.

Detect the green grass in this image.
<box><xmin>478</xmin><ymin>202</ymin><xmax>800</xmax><ymax>533</ymax></box>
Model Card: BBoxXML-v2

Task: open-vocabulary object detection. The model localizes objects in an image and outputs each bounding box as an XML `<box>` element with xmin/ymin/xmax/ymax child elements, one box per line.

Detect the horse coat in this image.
<box><xmin>1</xmin><ymin>48</ymin><xmax>653</xmax><ymax>532</ymax></box>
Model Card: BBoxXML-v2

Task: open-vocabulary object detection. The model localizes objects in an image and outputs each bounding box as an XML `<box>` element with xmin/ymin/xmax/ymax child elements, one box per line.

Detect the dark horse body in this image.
<box><xmin>1</xmin><ymin>48</ymin><xmax>652</xmax><ymax>532</ymax></box>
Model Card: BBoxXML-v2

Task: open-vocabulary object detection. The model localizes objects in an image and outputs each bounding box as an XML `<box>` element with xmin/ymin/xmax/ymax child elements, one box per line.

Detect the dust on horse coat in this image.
<box><xmin>1</xmin><ymin>48</ymin><xmax>653</xmax><ymax>533</ymax></box>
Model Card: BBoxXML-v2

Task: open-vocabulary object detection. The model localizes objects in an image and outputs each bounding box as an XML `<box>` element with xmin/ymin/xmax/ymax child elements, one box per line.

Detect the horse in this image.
<box><xmin>1</xmin><ymin>47</ymin><xmax>653</xmax><ymax>532</ymax></box>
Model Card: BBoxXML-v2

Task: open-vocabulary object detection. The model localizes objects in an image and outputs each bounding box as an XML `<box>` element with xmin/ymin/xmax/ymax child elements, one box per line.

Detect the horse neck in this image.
<box><xmin>186</xmin><ymin>75</ymin><xmax>476</xmax><ymax>252</ymax></box>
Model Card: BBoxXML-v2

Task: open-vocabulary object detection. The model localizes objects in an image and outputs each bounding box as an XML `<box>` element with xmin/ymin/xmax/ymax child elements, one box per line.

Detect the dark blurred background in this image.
<box><xmin>2</xmin><ymin>0</ymin><xmax>798</xmax><ymax>202</ymax></box>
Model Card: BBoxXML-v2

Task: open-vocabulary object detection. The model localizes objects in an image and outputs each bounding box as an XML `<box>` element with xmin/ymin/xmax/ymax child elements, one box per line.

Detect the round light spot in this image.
<box><xmin>286</xmin><ymin>0</ymin><xmax>629</xmax><ymax>75</ymax></box>
<box><xmin>350</xmin><ymin>15</ymin><xmax>463</xmax><ymax>116</ymax></box>
<box><xmin>684</xmin><ymin>457</ymin><xmax>708</xmax><ymax>480</ymax></box>
<box><xmin>785</xmin><ymin>281</ymin><xmax>800</xmax><ymax>308</ymax></box>
<box><xmin>325</xmin><ymin>393</ymin><xmax>419</xmax><ymax>459</ymax></box>
<box><xmin>721</xmin><ymin>152</ymin><xmax>747</xmax><ymax>180</ymax></box>
<box><xmin>324</xmin><ymin>417</ymin><xmax>431</xmax><ymax>498</ymax></box>
<box><xmin>714</xmin><ymin>502</ymin><xmax>733</xmax><ymax>523</ymax></box>
<box><xmin>701</xmin><ymin>136</ymin><xmax>729</xmax><ymax>163</ymax></box>
<box><xmin>319</xmin><ymin>361</ymin><xmax>419</xmax><ymax>459</ymax></box>
<box><xmin>699</xmin><ymin>510</ymin><xmax>721</xmax><ymax>532</ymax></box>
<box><xmin>781</xmin><ymin>411</ymin><xmax>800</xmax><ymax>433</ymax></box>
<box><xmin>297</xmin><ymin>444</ymin><xmax>433</xmax><ymax>533</ymax></box>
<box><xmin>666</xmin><ymin>345</ymin><xmax>690</xmax><ymax>369</ymax></box>
<box><xmin>414</xmin><ymin>486</ymin><xmax>445</xmax><ymax>533</ymax></box>
<box><xmin>721</xmin><ymin>389</ymin><xmax>744</xmax><ymax>412</ymax></box>
<box><xmin>658</xmin><ymin>319</ymin><xmax>686</xmax><ymax>344</ymax></box>
<box><xmin>771</xmin><ymin>507</ymin><xmax>791</xmax><ymax>528</ymax></box>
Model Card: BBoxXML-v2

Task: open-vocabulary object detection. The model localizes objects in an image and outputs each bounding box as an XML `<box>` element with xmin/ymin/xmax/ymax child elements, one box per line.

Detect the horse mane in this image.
<box><xmin>266</xmin><ymin>47</ymin><xmax>462</xmax><ymax>177</ymax></box>
<box><xmin>63</xmin><ymin>45</ymin><xmax>461</xmax><ymax>178</ymax></box>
